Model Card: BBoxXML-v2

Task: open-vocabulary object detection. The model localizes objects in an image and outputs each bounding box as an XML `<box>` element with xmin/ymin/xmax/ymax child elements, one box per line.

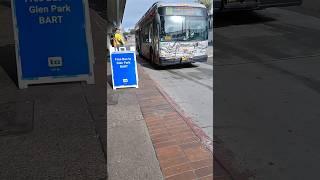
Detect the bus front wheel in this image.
<box><xmin>150</xmin><ymin>49</ymin><xmax>158</xmax><ymax>68</ymax></box>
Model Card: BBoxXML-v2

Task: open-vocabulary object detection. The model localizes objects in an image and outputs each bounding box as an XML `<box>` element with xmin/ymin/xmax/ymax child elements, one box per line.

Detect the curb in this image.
<box><xmin>137</xmin><ymin>63</ymin><xmax>243</xmax><ymax>179</ymax></box>
<box><xmin>136</xmin><ymin>65</ymin><xmax>214</xmax><ymax>179</ymax></box>
<box><xmin>136</xmin><ymin>62</ymin><xmax>213</xmax><ymax>153</ymax></box>
<box><xmin>153</xmin><ymin>79</ymin><xmax>214</xmax><ymax>154</ymax></box>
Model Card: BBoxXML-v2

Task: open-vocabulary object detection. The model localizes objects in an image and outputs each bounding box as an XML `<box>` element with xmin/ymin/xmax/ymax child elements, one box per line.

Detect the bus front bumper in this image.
<box><xmin>159</xmin><ymin>55</ymin><xmax>208</xmax><ymax>66</ymax></box>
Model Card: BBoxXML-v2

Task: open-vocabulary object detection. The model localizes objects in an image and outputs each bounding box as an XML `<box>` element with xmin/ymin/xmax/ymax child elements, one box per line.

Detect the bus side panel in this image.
<box><xmin>140</xmin><ymin>21</ymin><xmax>154</xmax><ymax>60</ymax></box>
<box><xmin>259</xmin><ymin>0</ymin><xmax>302</xmax><ymax>8</ymax></box>
<box><xmin>135</xmin><ymin>31</ymin><xmax>141</xmax><ymax>54</ymax></box>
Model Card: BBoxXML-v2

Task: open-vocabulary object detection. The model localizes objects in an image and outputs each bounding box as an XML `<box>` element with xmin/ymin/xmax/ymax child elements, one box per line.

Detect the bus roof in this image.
<box><xmin>135</xmin><ymin>2</ymin><xmax>206</xmax><ymax>30</ymax></box>
<box><xmin>156</xmin><ymin>2</ymin><xmax>206</xmax><ymax>8</ymax></box>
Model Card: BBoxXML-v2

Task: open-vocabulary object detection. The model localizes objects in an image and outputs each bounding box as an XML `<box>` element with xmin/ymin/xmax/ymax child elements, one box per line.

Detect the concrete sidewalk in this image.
<box><xmin>106</xmin><ymin>68</ymin><xmax>164</xmax><ymax>180</ymax></box>
<box><xmin>107</xmin><ymin>55</ymin><xmax>215</xmax><ymax>179</ymax></box>
<box><xmin>0</xmin><ymin>4</ymin><xmax>107</xmax><ymax>179</ymax></box>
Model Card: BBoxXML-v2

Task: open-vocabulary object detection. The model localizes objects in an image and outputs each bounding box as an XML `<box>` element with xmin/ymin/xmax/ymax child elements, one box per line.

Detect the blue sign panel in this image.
<box><xmin>111</xmin><ymin>51</ymin><xmax>139</xmax><ymax>89</ymax></box>
<box><xmin>13</xmin><ymin>0</ymin><xmax>91</xmax><ymax>79</ymax></box>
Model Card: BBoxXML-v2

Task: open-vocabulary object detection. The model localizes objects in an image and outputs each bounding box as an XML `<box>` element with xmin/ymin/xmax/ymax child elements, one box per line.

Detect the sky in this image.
<box><xmin>122</xmin><ymin>0</ymin><xmax>196</xmax><ymax>31</ymax></box>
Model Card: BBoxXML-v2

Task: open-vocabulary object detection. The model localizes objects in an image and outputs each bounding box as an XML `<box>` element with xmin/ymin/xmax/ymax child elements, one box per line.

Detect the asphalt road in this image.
<box><xmin>214</xmin><ymin>8</ymin><xmax>320</xmax><ymax>179</ymax></box>
<box><xmin>123</xmin><ymin>31</ymin><xmax>214</xmax><ymax>140</ymax></box>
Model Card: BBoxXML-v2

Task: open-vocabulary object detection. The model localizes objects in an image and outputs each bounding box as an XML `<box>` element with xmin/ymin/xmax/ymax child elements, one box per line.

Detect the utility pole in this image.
<box><xmin>116</xmin><ymin>0</ymin><xmax>120</xmax><ymax>27</ymax></box>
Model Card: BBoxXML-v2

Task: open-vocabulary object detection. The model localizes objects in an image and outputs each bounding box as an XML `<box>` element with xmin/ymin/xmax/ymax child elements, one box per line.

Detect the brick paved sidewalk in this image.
<box><xmin>134</xmin><ymin>65</ymin><xmax>214</xmax><ymax>180</ymax></box>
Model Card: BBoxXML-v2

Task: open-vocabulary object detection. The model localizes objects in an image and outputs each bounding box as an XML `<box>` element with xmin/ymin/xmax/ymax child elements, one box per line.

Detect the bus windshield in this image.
<box><xmin>160</xmin><ymin>16</ymin><xmax>208</xmax><ymax>42</ymax></box>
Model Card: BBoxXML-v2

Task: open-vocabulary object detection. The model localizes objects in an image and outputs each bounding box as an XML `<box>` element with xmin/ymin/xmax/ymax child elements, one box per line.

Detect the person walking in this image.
<box><xmin>113</xmin><ymin>28</ymin><xmax>125</xmax><ymax>51</ymax></box>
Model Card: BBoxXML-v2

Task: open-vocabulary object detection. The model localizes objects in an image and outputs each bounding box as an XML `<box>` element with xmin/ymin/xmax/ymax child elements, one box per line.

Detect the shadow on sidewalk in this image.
<box><xmin>0</xmin><ymin>44</ymin><xmax>18</xmax><ymax>87</ymax></box>
<box><xmin>107</xmin><ymin>74</ymin><xmax>113</xmax><ymax>88</ymax></box>
<box><xmin>0</xmin><ymin>101</ymin><xmax>34</xmax><ymax>136</ymax></box>
<box><xmin>0</xmin><ymin>1</ymin><xmax>11</xmax><ymax>8</ymax></box>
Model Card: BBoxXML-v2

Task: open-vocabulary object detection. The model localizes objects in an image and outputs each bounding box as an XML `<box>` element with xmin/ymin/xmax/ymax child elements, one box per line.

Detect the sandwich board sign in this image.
<box><xmin>11</xmin><ymin>0</ymin><xmax>95</xmax><ymax>89</ymax></box>
<box><xmin>110</xmin><ymin>48</ymin><xmax>139</xmax><ymax>90</ymax></box>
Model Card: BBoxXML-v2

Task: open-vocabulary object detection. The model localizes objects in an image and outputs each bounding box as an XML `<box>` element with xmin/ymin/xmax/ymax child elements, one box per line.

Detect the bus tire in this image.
<box><xmin>150</xmin><ymin>49</ymin><xmax>158</xmax><ymax>68</ymax></box>
<box><xmin>138</xmin><ymin>50</ymin><xmax>143</xmax><ymax>58</ymax></box>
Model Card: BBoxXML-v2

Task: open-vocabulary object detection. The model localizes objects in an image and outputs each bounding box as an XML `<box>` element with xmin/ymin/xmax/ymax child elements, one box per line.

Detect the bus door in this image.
<box><xmin>152</xmin><ymin>22</ymin><xmax>160</xmax><ymax>64</ymax></box>
<box><xmin>141</xmin><ymin>23</ymin><xmax>152</xmax><ymax>58</ymax></box>
<box><xmin>145</xmin><ymin>23</ymin><xmax>153</xmax><ymax>59</ymax></box>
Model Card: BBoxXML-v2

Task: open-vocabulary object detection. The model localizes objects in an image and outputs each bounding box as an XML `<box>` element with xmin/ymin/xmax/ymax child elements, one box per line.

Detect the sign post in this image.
<box><xmin>11</xmin><ymin>0</ymin><xmax>95</xmax><ymax>89</ymax></box>
<box><xmin>110</xmin><ymin>48</ymin><xmax>139</xmax><ymax>90</ymax></box>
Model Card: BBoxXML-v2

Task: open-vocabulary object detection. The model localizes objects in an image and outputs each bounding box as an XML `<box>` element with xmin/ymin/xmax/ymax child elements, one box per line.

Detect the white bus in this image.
<box><xmin>135</xmin><ymin>2</ymin><xmax>209</xmax><ymax>66</ymax></box>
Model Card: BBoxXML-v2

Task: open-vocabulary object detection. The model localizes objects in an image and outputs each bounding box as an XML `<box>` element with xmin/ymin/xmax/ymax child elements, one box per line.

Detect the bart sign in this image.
<box><xmin>11</xmin><ymin>0</ymin><xmax>94</xmax><ymax>88</ymax></box>
<box><xmin>110</xmin><ymin>51</ymin><xmax>139</xmax><ymax>90</ymax></box>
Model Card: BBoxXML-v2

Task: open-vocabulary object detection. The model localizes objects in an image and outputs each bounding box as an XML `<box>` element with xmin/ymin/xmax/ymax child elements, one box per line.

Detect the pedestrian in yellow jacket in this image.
<box><xmin>113</xmin><ymin>28</ymin><xmax>125</xmax><ymax>51</ymax></box>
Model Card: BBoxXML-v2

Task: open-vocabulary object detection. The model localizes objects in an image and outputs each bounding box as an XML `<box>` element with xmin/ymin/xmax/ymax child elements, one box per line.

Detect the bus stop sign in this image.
<box><xmin>11</xmin><ymin>0</ymin><xmax>94</xmax><ymax>88</ymax></box>
<box><xmin>110</xmin><ymin>51</ymin><xmax>139</xmax><ymax>89</ymax></box>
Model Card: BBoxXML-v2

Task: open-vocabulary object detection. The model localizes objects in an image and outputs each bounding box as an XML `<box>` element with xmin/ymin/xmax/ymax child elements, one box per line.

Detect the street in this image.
<box><xmin>0</xmin><ymin>1</ymin><xmax>216</xmax><ymax>179</ymax></box>
<box><xmin>108</xmin><ymin>28</ymin><xmax>214</xmax><ymax>180</ymax></box>
<box><xmin>214</xmin><ymin>8</ymin><xmax>320</xmax><ymax>179</ymax></box>
<box><xmin>122</xmin><ymin>32</ymin><xmax>214</xmax><ymax>140</ymax></box>
<box><xmin>2</xmin><ymin>0</ymin><xmax>320</xmax><ymax>178</ymax></box>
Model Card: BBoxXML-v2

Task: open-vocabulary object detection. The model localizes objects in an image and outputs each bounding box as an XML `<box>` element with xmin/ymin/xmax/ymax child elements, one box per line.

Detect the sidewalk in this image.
<box><xmin>1</xmin><ymin>3</ymin><xmax>228</xmax><ymax>179</ymax></box>
<box><xmin>107</xmin><ymin>55</ymin><xmax>216</xmax><ymax>179</ymax></box>
<box><xmin>106</xmin><ymin>66</ymin><xmax>163</xmax><ymax>180</ymax></box>
<box><xmin>0</xmin><ymin>4</ymin><xmax>107</xmax><ymax>179</ymax></box>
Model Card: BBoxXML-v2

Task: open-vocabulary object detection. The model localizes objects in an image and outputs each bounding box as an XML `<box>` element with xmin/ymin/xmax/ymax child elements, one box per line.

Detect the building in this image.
<box><xmin>107</xmin><ymin>0</ymin><xmax>127</xmax><ymax>52</ymax></box>
<box><xmin>89</xmin><ymin>0</ymin><xmax>107</xmax><ymax>11</ymax></box>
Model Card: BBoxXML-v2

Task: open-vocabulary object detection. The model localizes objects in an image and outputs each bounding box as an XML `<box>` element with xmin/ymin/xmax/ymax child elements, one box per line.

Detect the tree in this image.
<box><xmin>197</xmin><ymin>0</ymin><xmax>212</xmax><ymax>12</ymax></box>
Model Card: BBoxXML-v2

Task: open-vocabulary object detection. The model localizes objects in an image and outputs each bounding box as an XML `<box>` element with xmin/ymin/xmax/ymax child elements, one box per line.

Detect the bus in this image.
<box><xmin>213</xmin><ymin>0</ymin><xmax>302</xmax><ymax>12</ymax></box>
<box><xmin>208</xmin><ymin>3</ymin><xmax>213</xmax><ymax>44</ymax></box>
<box><xmin>135</xmin><ymin>2</ymin><xmax>208</xmax><ymax>66</ymax></box>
